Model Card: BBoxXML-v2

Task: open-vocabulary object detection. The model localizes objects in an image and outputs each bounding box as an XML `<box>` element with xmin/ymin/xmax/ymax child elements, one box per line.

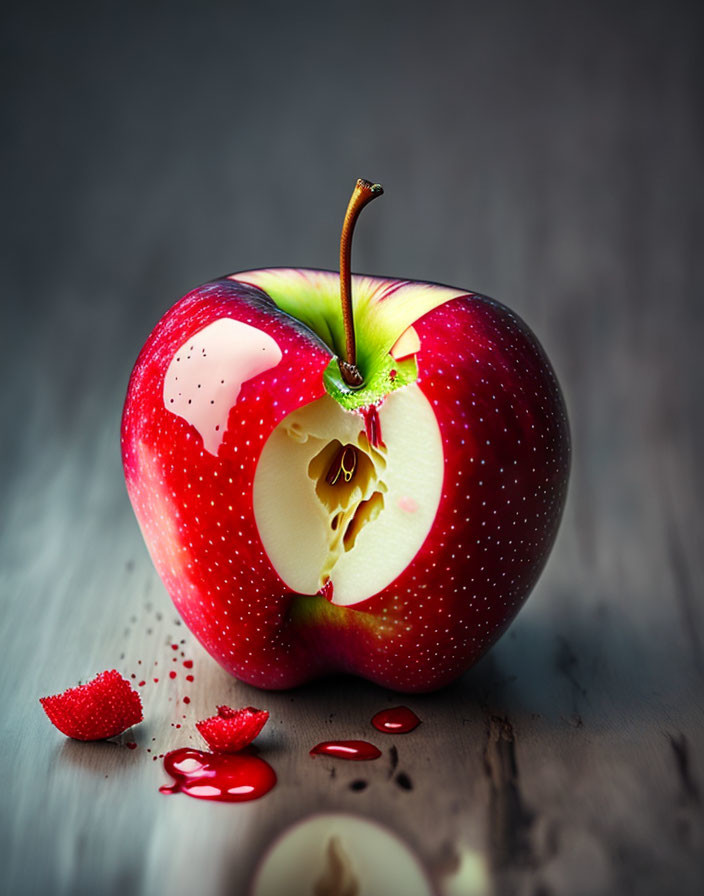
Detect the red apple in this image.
<box><xmin>121</xmin><ymin>181</ymin><xmax>569</xmax><ymax>692</ymax></box>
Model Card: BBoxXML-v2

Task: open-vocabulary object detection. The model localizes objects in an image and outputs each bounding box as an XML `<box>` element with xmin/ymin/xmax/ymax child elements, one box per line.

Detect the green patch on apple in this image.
<box><xmin>232</xmin><ymin>266</ymin><xmax>468</xmax><ymax>411</ymax></box>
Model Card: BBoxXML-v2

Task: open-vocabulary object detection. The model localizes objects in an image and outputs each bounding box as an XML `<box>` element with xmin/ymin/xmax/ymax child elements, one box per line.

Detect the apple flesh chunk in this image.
<box><xmin>253</xmin><ymin>384</ymin><xmax>443</xmax><ymax>607</ymax></box>
<box><xmin>390</xmin><ymin>325</ymin><xmax>420</xmax><ymax>361</ymax></box>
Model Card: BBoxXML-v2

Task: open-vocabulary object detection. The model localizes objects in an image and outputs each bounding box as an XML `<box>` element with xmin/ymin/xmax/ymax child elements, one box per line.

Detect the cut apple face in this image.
<box><xmin>253</xmin><ymin>384</ymin><xmax>443</xmax><ymax>606</ymax></box>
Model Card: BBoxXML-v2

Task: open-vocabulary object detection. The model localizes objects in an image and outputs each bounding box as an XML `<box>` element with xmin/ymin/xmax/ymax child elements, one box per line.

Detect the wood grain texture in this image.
<box><xmin>1</xmin><ymin>1</ymin><xmax>703</xmax><ymax>894</ymax></box>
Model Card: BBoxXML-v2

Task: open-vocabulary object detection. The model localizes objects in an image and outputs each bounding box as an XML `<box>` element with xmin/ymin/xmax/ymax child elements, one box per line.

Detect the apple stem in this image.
<box><xmin>339</xmin><ymin>178</ymin><xmax>384</xmax><ymax>388</ymax></box>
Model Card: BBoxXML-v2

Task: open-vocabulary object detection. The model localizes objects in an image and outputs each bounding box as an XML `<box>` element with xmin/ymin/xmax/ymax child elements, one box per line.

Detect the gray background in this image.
<box><xmin>2</xmin><ymin>1</ymin><xmax>703</xmax><ymax>894</ymax></box>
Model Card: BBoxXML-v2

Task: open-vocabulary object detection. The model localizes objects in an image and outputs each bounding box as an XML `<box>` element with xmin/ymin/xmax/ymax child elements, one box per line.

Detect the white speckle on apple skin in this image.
<box><xmin>397</xmin><ymin>496</ymin><xmax>419</xmax><ymax>513</ymax></box>
<box><xmin>163</xmin><ymin>318</ymin><xmax>282</xmax><ymax>456</ymax></box>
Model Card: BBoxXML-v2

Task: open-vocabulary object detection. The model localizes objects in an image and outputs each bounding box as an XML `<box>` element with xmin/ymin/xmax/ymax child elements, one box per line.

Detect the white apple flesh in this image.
<box><xmin>250</xmin><ymin>813</ymin><xmax>434</xmax><ymax>896</ymax></box>
<box><xmin>253</xmin><ymin>385</ymin><xmax>444</xmax><ymax>606</ymax></box>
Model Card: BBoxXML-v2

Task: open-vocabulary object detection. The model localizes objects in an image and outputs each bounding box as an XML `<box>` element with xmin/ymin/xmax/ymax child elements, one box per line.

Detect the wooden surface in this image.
<box><xmin>2</xmin><ymin>2</ymin><xmax>703</xmax><ymax>894</ymax></box>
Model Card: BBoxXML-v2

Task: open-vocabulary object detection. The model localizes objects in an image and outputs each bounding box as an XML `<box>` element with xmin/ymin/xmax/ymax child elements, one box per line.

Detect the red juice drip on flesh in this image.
<box><xmin>310</xmin><ymin>740</ymin><xmax>381</xmax><ymax>760</ymax></box>
<box><xmin>160</xmin><ymin>748</ymin><xmax>276</xmax><ymax>802</ymax></box>
<box><xmin>320</xmin><ymin>579</ymin><xmax>334</xmax><ymax>603</ymax></box>
<box><xmin>371</xmin><ymin>706</ymin><xmax>421</xmax><ymax>734</ymax></box>
<box><xmin>361</xmin><ymin>405</ymin><xmax>383</xmax><ymax>448</ymax></box>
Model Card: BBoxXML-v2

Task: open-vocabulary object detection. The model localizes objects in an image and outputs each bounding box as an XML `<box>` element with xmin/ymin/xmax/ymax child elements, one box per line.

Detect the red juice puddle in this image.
<box><xmin>361</xmin><ymin>405</ymin><xmax>383</xmax><ymax>448</ymax></box>
<box><xmin>371</xmin><ymin>706</ymin><xmax>421</xmax><ymax>734</ymax></box>
<box><xmin>310</xmin><ymin>740</ymin><xmax>381</xmax><ymax>760</ymax></box>
<box><xmin>160</xmin><ymin>748</ymin><xmax>276</xmax><ymax>802</ymax></box>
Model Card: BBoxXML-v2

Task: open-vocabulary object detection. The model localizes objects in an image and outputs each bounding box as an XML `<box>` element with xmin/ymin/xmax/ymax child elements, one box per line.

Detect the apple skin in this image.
<box><xmin>122</xmin><ymin>270</ymin><xmax>569</xmax><ymax>693</ymax></box>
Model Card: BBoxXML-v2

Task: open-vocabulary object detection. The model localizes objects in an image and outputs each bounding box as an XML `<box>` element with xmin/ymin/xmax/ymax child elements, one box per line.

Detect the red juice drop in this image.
<box><xmin>183</xmin><ymin>660</ymin><xmax>193</xmax><ymax>669</ymax></box>
<box><xmin>320</xmin><ymin>579</ymin><xmax>334</xmax><ymax>603</ymax></box>
<box><xmin>310</xmin><ymin>740</ymin><xmax>381</xmax><ymax>760</ymax></box>
<box><xmin>160</xmin><ymin>748</ymin><xmax>276</xmax><ymax>802</ymax></box>
<box><xmin>361</xmin><ymin>406</ymin><xmax>383</xmax><ymax>448</ymax></box>
<box><xmin>371</xmin><ymin>706</ymin><xmax>421</xmax><ymax>734</ymax></box>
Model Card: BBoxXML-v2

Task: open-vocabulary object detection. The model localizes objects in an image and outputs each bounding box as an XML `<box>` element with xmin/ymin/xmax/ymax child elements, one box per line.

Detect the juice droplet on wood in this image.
<box><xmin>371</xmin><ymin>706</ymin><xmax>421</xmax><ymax>734</ymax></box>
<box><xmin>310</xmin><ymin>740</ymin><xmax>381</xmax><ymax>760</ymax></box>
<box><xmin>160</xmin><ymin>748</ymin><xmax>276</xmax><ymax>802</ymax></box>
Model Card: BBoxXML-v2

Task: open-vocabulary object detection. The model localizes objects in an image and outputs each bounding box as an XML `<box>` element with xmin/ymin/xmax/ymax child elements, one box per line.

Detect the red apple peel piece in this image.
<box><xmin>196</xmin><ymin>705</ymin><xmax>270</xmax><ymax>753</ymax></box>
<box><xmin>40</xmin><ymin>670</ymin><xmax>143</xmax><ymax>741</ymax></box>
